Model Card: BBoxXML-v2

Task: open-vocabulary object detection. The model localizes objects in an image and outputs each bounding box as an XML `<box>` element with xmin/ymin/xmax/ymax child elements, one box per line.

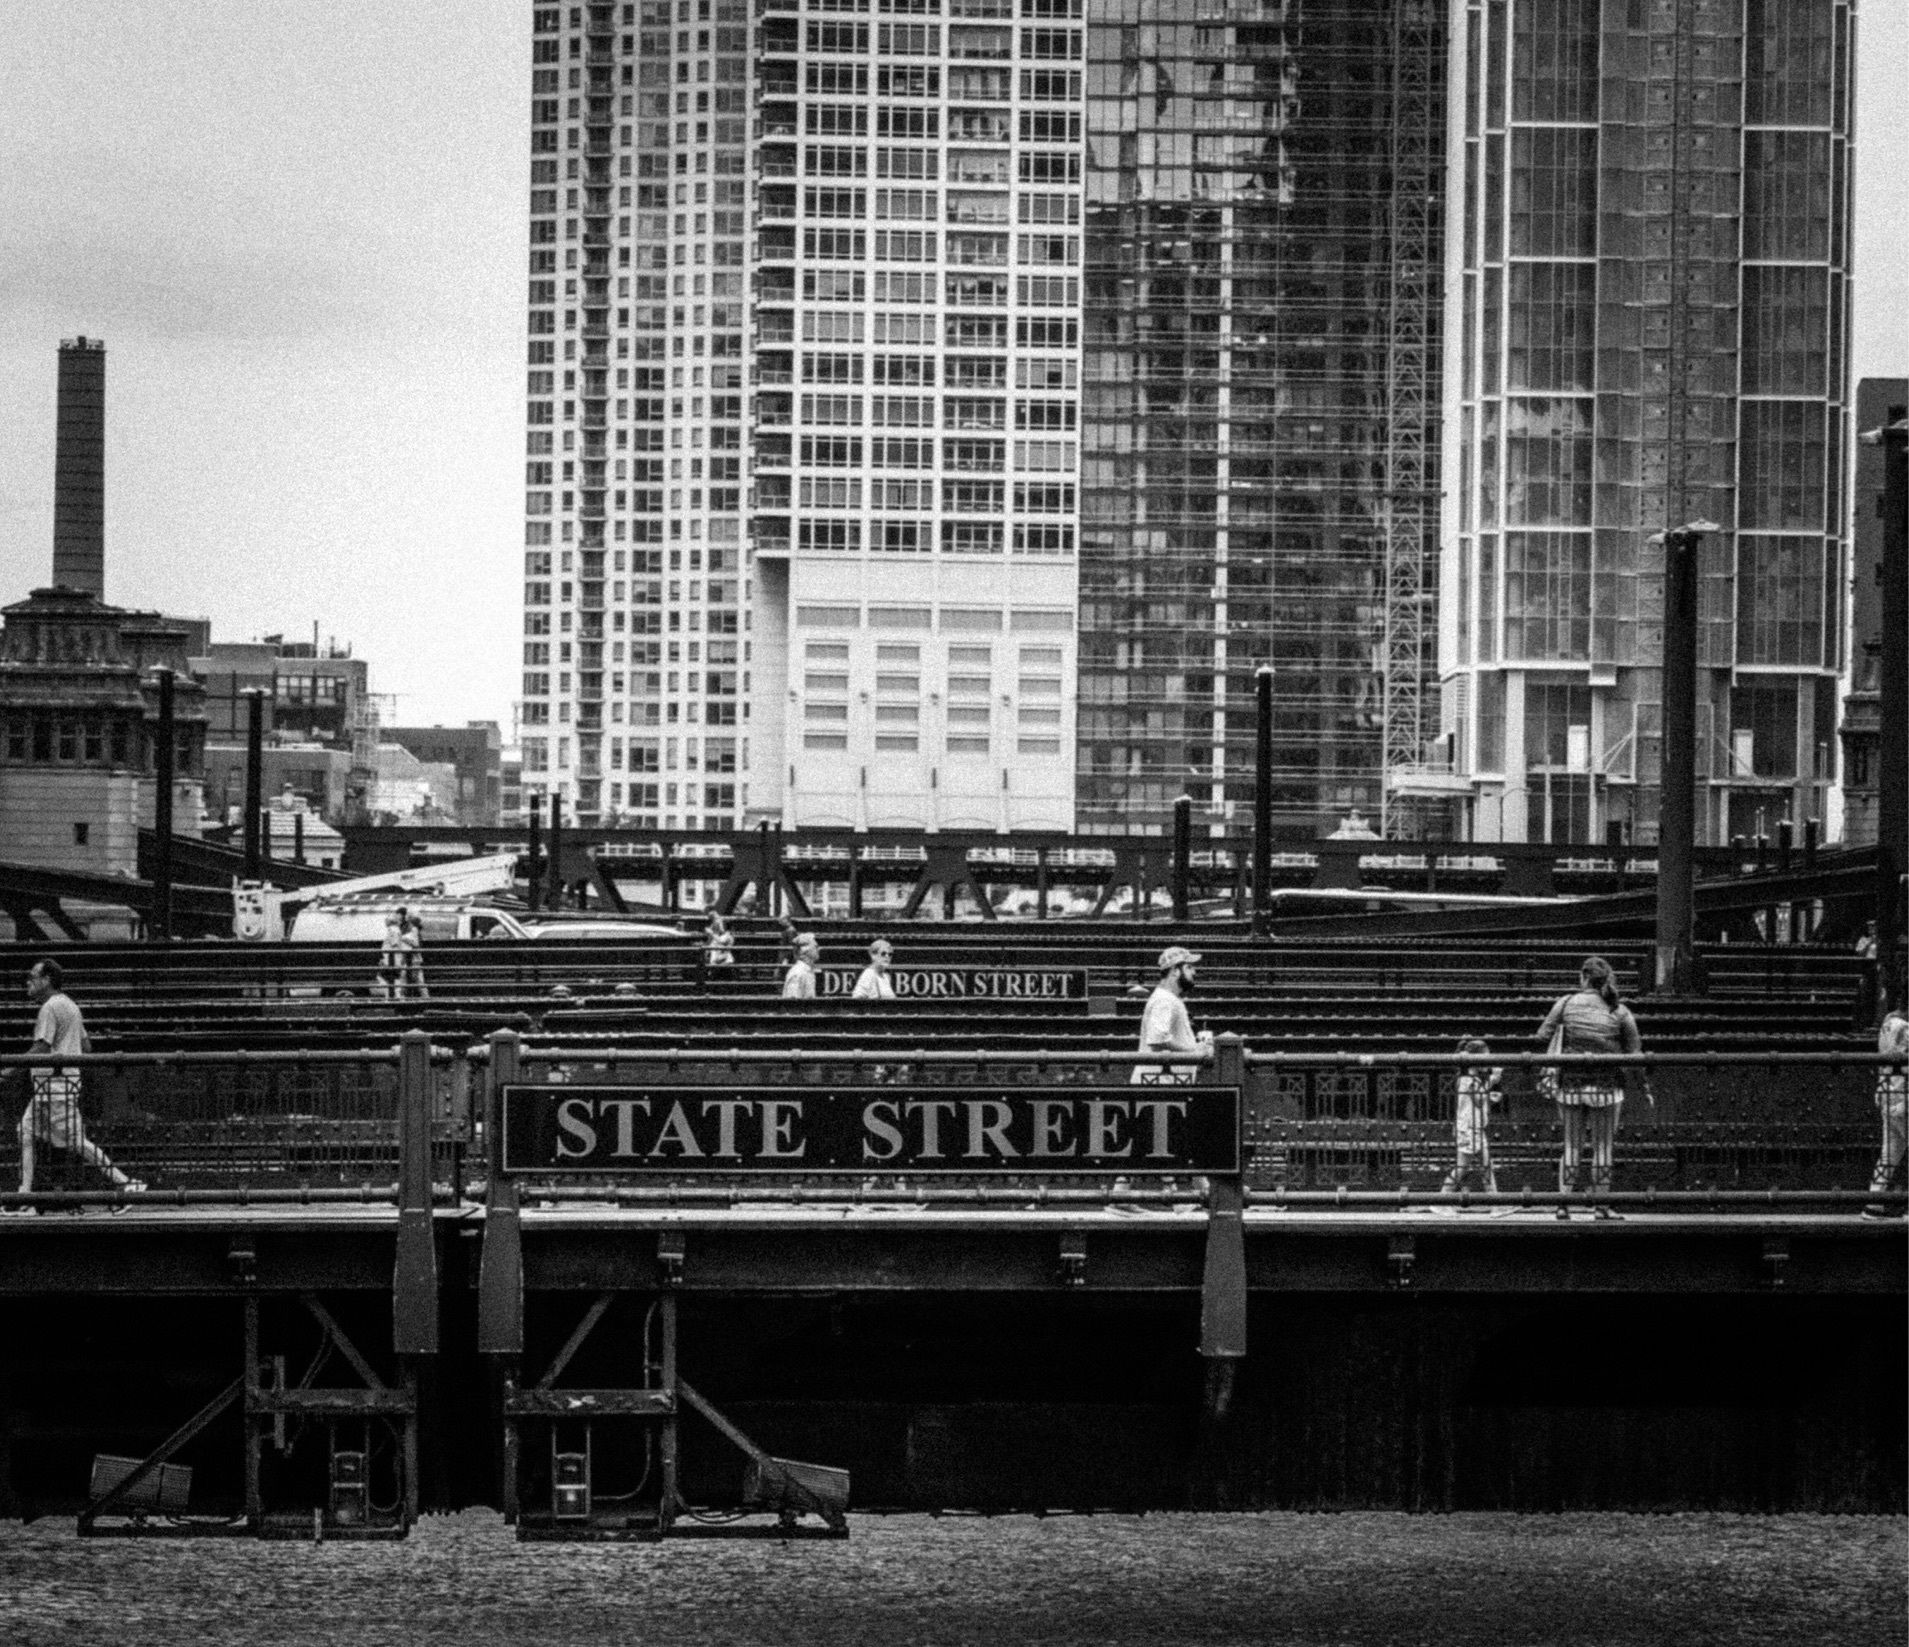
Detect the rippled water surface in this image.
<box><xmin>0</xmin><ymin>1511</ymin><xmax>1902</xmax><ymax>1646</ymax></box>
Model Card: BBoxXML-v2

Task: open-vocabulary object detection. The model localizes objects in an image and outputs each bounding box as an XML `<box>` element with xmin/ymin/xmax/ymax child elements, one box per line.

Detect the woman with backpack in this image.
<box><xmin>1536</xmin><ymin>955</ymin><xmax>1652</xmax><ymax>1210</ymax></box>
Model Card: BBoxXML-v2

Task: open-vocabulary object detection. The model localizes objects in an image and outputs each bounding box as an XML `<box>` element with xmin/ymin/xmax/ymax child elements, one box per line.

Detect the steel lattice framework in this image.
<box><xmin>1380</xmin><ymin>0</ymin><xmax>1446</xmax><ymax>836</ymax></box>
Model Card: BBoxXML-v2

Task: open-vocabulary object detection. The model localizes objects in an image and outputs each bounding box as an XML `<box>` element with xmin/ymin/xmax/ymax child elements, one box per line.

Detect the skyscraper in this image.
<box><xmin>519</xmin><ymin>0</ymin><xmax>1455</xmax><ymax>840</ymax></box>
<box><xmin>1075</xmin><ymin>1</ymin><xmax>1446</xmax><ymax>838</ymax></box>
<box><xmin>519</xmin><ymin>0</ymin><xmax>752</xmax><ymax>832</ymax></box>
<box><xmin>1442</xmin><ymin>0</ymin><xmax>1853</xmax><ymax>846</ymax></box>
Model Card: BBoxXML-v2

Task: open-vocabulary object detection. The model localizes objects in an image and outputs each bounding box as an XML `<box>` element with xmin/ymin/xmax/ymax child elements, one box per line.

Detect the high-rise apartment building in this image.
<box><xmin>519</xmin><ymin>0</ymin><xmax>1078</xmax><ymax>833</ymax></box>
<box><xmin>1442</xmin><ymin>0</ymin><xmax>1853</xmax><ymax>845</ymax></box>
<box><xmin>752</xmin><ymin>0</ymin><xmax>1081</xmax><ymax>831</ymax></box>
<box><xmin>519</xmin><ymin>0</ymin><xmax>1458</xmax><ymax>839</ymax></box>
<box><xmin>519</xmin><ymin>0</ymin><xmax>752</xmax><ymax>831</ymax></box>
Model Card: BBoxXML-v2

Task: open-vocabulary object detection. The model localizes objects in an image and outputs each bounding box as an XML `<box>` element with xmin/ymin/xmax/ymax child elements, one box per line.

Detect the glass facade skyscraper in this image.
<box><xmin>1442</xmin><ymin>0</ymin><xmax>1853</xmax><ymax>845</ymax></box>
<box><xmin>1075</xmin><ymin>1</ymin><xmax>1446</xmax><ymax>836</ymax></box>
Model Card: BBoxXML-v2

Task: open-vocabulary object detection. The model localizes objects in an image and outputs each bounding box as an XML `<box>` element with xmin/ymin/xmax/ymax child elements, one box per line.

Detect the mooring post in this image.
<box><xmin>150</xmin><ymin>667</ymin><xmax>174</xmax><ymax>942</ymax></box>
<box><xmin>1172</xmin><ymin>794</ymin><xmax>1192</xmax><ymax>924</ymax></box>
<box><xmin>394</xmin><ymin>1030</ymin><xmax>439</xmax><ymax>1358</ymax></box>
<box><xmin>1200</xmin><ymin>1033</ymin><xmax>1249</xmax><ymax>1414</ymax></box>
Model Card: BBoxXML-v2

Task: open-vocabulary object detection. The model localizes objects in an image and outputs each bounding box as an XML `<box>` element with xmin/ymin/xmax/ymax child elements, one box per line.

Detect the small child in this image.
<box><xmin>1442</xmin><ymin>1036</ymin><xmax>1503</xmax><ymax>1194</ymax></box>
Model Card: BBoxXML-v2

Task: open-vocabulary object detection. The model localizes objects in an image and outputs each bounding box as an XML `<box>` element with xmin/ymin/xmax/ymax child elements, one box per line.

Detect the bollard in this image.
<box><xmin>478</xmin><ymin>1031</ymin><xmax>525</xmax><ymax>1356</ymax></box>
<box><xmin>1803</xmin><ymin>816</ymin><xmax>1819</xmax><ymax>868</ymax></box>
<box><xmin>1777</xmin><ymin>818</ymin><xmax>1793</xmax><ymax>874</ymax></box>
<box><xmin>393</xmin><ymin>1030</ymin><xmax>440</xmax><ymax>1356</ymax></box>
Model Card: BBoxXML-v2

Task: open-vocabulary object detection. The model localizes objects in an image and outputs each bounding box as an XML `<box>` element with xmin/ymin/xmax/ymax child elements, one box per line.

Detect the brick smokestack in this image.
<box><xmin>53</xmin><ymin>337</ymin><xmax>106</xmax><ymax>599</ymax></box>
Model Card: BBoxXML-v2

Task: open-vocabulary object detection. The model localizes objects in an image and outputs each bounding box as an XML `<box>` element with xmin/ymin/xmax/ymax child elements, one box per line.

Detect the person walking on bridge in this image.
<box><xmin>1133</xmin><ymin>945</ymin><xmax>1213</xmax><ymax>1084</ymax></box>
<box><xmin>1536</xmin><ymin>955</ymin><xmax>1650</xmax><ymax>1210</ymax></box>
<box><xmin>852</xmin><ymin>938</ymin><xmax>896</xmax><ymax>1000</ymax></box>
<box><xmin>782</xmin><ymin>933</ymin><xmax>821</xmax><ymax>999</ymax></box>
<box><xmin>10</xmin><ymin>960</ymin><xmax>142</xmax><ymax>1204</ymax></box>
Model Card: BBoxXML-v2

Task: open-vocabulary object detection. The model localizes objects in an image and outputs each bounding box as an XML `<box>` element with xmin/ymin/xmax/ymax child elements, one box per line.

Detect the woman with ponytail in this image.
<box><xmin>1536</xmin><ymin>955</ymin><xmax>1650</xmax><ymax>1210</ymax></box>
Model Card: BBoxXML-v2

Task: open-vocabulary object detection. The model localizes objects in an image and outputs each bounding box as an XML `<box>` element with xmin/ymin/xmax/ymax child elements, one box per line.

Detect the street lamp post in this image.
<box><xmin>1650</xmin><ymin>520</ymin><xmax>1720</xmax><ymax>993</ymax></box>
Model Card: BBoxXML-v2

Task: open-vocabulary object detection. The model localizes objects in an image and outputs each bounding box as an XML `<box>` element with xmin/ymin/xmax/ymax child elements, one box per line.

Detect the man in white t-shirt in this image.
<box><xmin>11</xmin><ymin>959</ymin><xmax>141</xmax><ymax>1202</ymax></box>
<box><xmin>781</xmin><ymin>934</ymin><xmax>821</xmax><ymax>1000</ymax></box>
<box><xmin>1133</xmin><ymin>945</ymin><xmax>1212</xmax><ymax>1084</ymax></box>
<box><xmin>851</xmin><ymin>938</ymin><xmax>896</xmax><ymax>1001</ymax></box>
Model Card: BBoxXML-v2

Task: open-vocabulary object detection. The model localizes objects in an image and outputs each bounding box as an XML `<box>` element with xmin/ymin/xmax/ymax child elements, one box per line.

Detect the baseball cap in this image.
<box><xmin>1158</xmin><ymin>945</ymin><xmax>1202</xmax><ymax>972</ymax></box>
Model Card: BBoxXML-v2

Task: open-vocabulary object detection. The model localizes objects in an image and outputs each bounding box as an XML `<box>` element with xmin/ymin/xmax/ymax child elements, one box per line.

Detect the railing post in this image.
<box><xmin>479</xmin><ymin>1031</ymin><xmax>525</xmax><ymax>1357</ymax></box>
<box><xmin>393</xmin><ymin>1030</ymin><xmax>439</xmax><ymax>1357</ymax></box>
<box><xmin>1200</xmin><ymin>1033</ymin><xmax>1248</xmax><ymax>1409</ymax></box>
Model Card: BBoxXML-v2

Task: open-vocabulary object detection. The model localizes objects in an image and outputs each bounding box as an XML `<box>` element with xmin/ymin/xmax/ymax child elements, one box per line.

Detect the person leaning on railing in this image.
<box><xmin>1535</xmin><ymin>955</ymin><xmax>1652</xmax><ymax>1211</ymax></box>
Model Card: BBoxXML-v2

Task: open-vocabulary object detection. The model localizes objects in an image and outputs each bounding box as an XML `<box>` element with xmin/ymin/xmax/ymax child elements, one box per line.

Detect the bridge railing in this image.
<box><xmin>1242</xmin><ymin>1051</ymin><xmax>1902</xmax><ymax>1200</ymax></box>
<box><xmin>0</xmin><ymin>1038</ymin><xmax>468</xmax><ymax>1202</ymax></box>
<box><xmin>0</xmin><ymin>1041</ymin><xmax>1897</xmax><ymax>1209</ymax></box>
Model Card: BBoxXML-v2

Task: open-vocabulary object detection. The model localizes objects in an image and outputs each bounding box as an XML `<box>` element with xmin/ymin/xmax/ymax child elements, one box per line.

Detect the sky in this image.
<box><xmin>2</xmin><ymin>1</ymin><xmax>1906</xmax><ymax>731</ymax></box>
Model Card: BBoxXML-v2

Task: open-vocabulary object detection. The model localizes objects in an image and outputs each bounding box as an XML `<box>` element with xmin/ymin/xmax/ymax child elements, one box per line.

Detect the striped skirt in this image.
<box><xmin>1556</xmin><ymin>1081</ymin><xmax>1625</xmax><ymax>1111</ymax></box>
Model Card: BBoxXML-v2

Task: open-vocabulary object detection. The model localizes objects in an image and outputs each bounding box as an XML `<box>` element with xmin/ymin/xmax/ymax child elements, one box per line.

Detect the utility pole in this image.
<box><xmin>243</xmin><ymin>688</ymin><xmax>265</xmax><ymax>882</ymax></box>
<box><xmin>1253</xmin><ymin>665</ymin><xmax>1274</xmax><ymax>935</ymax></box>
<box><xmin>1863</xmin><ymin>410</ymin><xmax>1907</xmax><ymax>1015</ymax></box>
<box><xmin>1651</xmin><ymin>521</ymin><xmax>1719</xmax><ymax>993</ymax></box>
<box><xmin>150</xmin><ymin>669</ymin><xmax>174</xmax><ymax>942</ymax></box>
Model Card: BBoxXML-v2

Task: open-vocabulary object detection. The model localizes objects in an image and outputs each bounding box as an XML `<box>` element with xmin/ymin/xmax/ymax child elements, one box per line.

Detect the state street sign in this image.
<box><xmin>811</xmin><ymin>968</ymin><xmax>1087</xmax><ymax>1000</ymax></box>
<box><xmin>500</xmin><ymin>1083</ymin><xmax>1240</xmax><ymax>1175</ymax></box>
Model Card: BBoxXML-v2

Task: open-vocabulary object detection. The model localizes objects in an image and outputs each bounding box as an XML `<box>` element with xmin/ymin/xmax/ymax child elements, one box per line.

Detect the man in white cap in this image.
<box><xmin>782</xmin><ymin>933</ymin><xmax>821</xmax><ymax>1000</ymax></box>
<box><xmin>1133</xmin><ymin>945</ymin><xmax>1212</xmax><ymax>1084</ymax></box>
<box><xmin>851</xmin><ymin>937</ymin><xmax>896</xmax><ymax>1001</ymax></box>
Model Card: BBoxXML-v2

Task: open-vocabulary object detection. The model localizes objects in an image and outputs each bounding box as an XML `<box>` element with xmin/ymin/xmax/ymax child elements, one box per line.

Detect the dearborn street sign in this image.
<box><xmin>500</xmin><ymin>1084</ymin><xmax>1240</xmax><ymax>1175</ymax></box>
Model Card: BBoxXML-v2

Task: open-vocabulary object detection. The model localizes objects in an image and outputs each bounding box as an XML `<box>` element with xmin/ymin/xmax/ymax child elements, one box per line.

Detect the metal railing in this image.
<box><xmin>0</xmin><ymin>1038</ymin><xmax>1897</xmax><ymax>1213</ymax></box>
<box><xmin>0</xmin><ymin>1037</ymin><xmax>464</xmax><ymax>1203</ymax></box>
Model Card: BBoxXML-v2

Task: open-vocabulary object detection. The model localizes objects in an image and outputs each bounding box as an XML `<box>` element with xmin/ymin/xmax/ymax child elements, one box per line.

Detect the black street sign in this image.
<box><xmin>811</xmin><ymin>968</ymin><xmax>1087</xmax><ymax>1000</ymax></box>
<box><xmin>500</xmin><ymin>1083</ymin><xmax>1239</xmax><ymax>1175</ymax></box>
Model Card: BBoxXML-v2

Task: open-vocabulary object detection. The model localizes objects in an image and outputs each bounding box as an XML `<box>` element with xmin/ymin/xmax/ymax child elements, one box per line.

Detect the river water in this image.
<box><xmin>0</xmin><ymin>1510</ymin><xmax>1902</xmax><ymax>1646</ymax></box>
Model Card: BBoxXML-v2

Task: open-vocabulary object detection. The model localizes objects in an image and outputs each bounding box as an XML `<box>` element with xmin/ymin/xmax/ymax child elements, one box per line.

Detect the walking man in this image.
<box><xmin>12</xmin><ymin>960</ymin><xmax>141</xmax><ymax>1201</ymax></box>
<box><xmin>1133</xmin><ymin>945</ymin><xmax>1212</xmax><ymax>1084</ymax></box>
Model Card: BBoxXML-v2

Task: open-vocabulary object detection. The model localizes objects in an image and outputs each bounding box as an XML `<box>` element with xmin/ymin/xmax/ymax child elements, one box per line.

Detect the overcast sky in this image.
<box><xmin>2</xmin><ymin>1</ymin><xmax>1905</xmax><ymax>730</ymax></box>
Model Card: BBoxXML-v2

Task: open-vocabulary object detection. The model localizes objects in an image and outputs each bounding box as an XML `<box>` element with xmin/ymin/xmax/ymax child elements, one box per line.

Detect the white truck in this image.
<box><xmin>232</xmin><ymin>854</ymin><xmax>527</xmax><ymax>943</ymax></box>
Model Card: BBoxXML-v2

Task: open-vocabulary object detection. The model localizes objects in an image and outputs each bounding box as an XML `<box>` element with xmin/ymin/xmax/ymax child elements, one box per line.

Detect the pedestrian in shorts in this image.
<box><xmin>9</xmin><ymin>959</ymin><xmax>142</xmax><ymax>1205</ymax></box>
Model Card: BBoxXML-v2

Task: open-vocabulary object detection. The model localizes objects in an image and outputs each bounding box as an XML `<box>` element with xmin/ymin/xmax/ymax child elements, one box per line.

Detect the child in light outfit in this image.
<box><xmin>1441</xmin><ymin>1036</ymin><xmax>1502</xmax><ymax>1194</ymax></box>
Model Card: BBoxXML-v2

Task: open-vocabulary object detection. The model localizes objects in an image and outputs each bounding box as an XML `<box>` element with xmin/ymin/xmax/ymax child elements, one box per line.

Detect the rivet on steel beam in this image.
<box><xmin>657</xmin><ymin>1230</ymin><xmax>686</xmax><ymax>1288</ymax></box>
<box><xmin>1762</xmin><ymin>1236</ymin><xmax>1790</xmax><ymax>1290</ymax></box>
<box><xmin>1058</xmin><ymin>1233</ymin><xmax>1087</xmax><ymax>1288</ymax></box>
<box><xmin>1387</xmin><ymin>1233</ymin><xmax>1416</xmax><ymax>1289</ymax></box>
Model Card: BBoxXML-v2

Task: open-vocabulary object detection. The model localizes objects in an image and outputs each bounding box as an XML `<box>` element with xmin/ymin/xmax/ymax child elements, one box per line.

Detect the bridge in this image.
<box><xmin>0</xmin><ymin>930</ymin><xmax>1900</xmax><ymax>1537</ymax></box>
